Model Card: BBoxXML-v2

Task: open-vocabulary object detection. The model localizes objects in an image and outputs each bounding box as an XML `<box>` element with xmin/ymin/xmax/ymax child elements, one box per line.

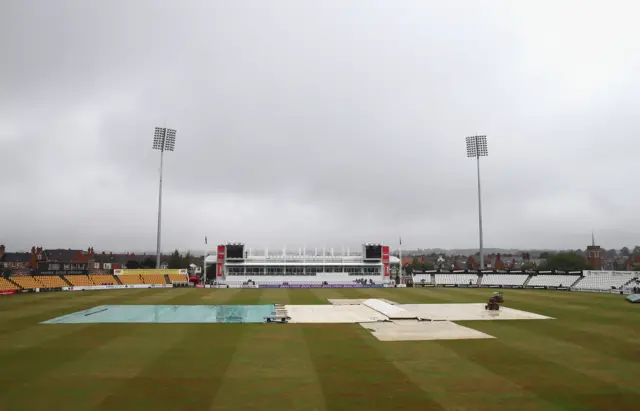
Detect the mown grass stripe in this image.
<box><xmin>211</xmin><ymin>325</ymin><xmax>327</xmax><ymax>411</ymax></box>
<box><xmin>0</xmin><ymin>323</ymin><xmax>143</xmax><ymax>397</ymax></box>
<box><xmin>444</xmin><ymin>338</ymin><xmax>640</xmax><ymax>409</ymax></box>
<box><xmin>93</xmin><ymin>324</ymin><xmax>246</xmax><ymax>411</ymax></box>
<box><xmin>457</xmin><ymin>319</ymin><xmax>640</xmax><ymax>394</ymax></box>
<box><xmin>304</xmin><ymin>324</ymin><xmax>445</xmax><ymax>411</ymax></box>
<box><xmin>374</xmin><ymin>340</ymin><xmax>560</xmax><ymax>410</ymax></box>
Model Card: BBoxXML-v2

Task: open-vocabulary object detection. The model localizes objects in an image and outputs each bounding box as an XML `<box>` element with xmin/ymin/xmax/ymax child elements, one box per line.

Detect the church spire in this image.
<box><xmin>592</xmin><ymin>230</ymin><xmax>595</xmax><ymax>246</ymax></box>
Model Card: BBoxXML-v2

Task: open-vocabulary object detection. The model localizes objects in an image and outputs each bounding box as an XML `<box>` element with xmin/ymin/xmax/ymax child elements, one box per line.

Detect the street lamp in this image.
<box><xmin>153</xmin><ymin>127</ymin><xmax>177</xmax><ymax>269</ymax></box>
<box><xmin>466</xmin><ymin>135</ymin><xmax>488</xmax><ymax>270</ymax></box>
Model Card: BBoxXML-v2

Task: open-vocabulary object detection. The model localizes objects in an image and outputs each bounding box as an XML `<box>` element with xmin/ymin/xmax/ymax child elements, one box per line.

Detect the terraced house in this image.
<box><xmin>0</xmin><ymin>245</ymin><xmax>32</xmax><ymax>272</ymax></box>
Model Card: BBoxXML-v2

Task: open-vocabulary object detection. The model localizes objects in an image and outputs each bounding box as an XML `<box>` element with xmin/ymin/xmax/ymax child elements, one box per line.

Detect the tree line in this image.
<box><xmin>125</xmin><ymin>250</ymin><xmax>194</xmax><ymax>270</ymax></box>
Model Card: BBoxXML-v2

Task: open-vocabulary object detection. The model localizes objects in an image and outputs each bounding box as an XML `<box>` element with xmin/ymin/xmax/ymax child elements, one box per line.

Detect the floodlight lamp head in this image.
<box><xmin>465</xmin><ymin>135</ymin><xmax>488</xmax><ymax>158</ymax></box>
<box><xmin>152</xmin><ymin>127</ymin><xmax>177</xmax><ymax>152</ymax></box>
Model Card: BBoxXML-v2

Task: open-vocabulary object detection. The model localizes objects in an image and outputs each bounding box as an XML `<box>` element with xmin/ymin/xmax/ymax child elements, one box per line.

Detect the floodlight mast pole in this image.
<box><xmin>155</xmin><ymin>129</ymin><xmax>166</xmax><ymax>269</ymax></box>
<box><xmin>475</xmin><ymin>139</ymin><xmax>484</xmax><ymax>271</ymax></box>
<box><xmin>153</xmin><ymin>127</ymin><xmax>176</xmax><ymax>269</ymax></box>
<box><xmin>466</xmin><ymin>135</ymin><xmax>487</xmax><ymax>270</ymax></box>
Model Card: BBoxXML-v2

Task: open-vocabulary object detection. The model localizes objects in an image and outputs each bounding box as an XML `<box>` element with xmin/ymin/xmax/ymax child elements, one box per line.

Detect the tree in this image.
<box><xmin>141</xmin><ymin>258</ymin><xmax>155</xmax><ymax>268</ymax></box>
<box><xmin>621</xmin><ymin>247</ymin><xmax>630</xmax><ymax>256</ymax></box>
<box><xmin>405</xmin><ymin>261</ymin><xmax>434</xmax><ymax>275</ymax></box>
<box><xmin>126</xmin><ymin>260</ymin><xmax>141</xmax><ymax>269</ymax></box>
<box><xmin>540</xmin><ymin>252</ymin><xmax>590</xmax><ymax>271</ymax></box>
<box><xmin>633</xmin><ymin>246</ymin><xmax>640</xmax><ymax>255</ymax></box>
<box><xmin>421</xmin><ymin>261</ymin><xmax>435</xmax><ymax>271</ymax></box>
<box><xmin>168</xmin><ymin>250</ymin><xmax>184</xmax><ymax>269</ymax></box>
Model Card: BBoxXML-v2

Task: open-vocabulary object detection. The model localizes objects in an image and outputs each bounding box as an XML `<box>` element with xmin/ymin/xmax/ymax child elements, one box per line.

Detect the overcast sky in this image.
<box><xmin>2</xmin><ymin>0</ymin><xmax>639</xmax><ymax>253</ymax></box>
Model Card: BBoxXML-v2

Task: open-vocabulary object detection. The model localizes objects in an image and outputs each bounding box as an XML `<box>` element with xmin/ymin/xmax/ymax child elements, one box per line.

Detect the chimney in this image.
<box><xmin>0</xmin><ymin>244</ymin><xmax>5</xmax><ymax>261</ymax></box>
<box><xmin>31</xmin><ymin>246</ymin><xmax>37</xmax><ymax>269</ymax></box>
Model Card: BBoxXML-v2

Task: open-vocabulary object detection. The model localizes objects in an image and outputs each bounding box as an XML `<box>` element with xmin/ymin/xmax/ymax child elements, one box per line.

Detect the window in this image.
<box><xmin>227</xmin><ymin>266</ymin><xmax>245</xmax><ymax>276</ymax></box>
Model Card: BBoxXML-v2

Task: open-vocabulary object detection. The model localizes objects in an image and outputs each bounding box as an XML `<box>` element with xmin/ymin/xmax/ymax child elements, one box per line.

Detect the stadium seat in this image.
<box><xmin>118</xmin><ymin>275</ymin><xmax>143</xmax><ymax>285</ymax></box>
<box><xmin>434</xmin><ymin>273</ymin><xmax>478</xmax><ymax>285</ymax></box>
<box><xmin>167</xmin><ymin>274</ymin><xmax>188</xmax><ymax>283</ymax></box>
<box><xmin>481</xmin><ymin>274</ymin><xmax>527</xmax><ymax>287</ymax></box>
<box><xmin>527</xmin><ymin>275</ymin><xmax>580</xmax><ymax>288</ymax></box>
<box><xmin>572</xmin><ymin>273</ymin><xmax>635</xmax><ymax>291</ymax></box>
<box><xmin>0</xmin><ymin>277</ymin><xmax>20</xmax><ymax>291</ymax></box>
<box><xmin>89</xmin><ymin>274</ymin><xmax>118</xmax><ymax>285</ymax></box>
<box><xmin>10</xmin><ymin>276</ymin><xmax>42</xmax><ymax>289</ymax></box>
<box><xmin>141</xmin><ymin>274</ymin><xmax>166</xmax><ymax>285</ymax></box>
<box><xmin>413</xmin><ymin>274</ymin><xmax>432</xmax><ymax>284</ymax></box>
<box><xmin>64</xmin><ymin>275</ymin><xmax>93</xmax><ymax>286</ymax></box>
<box><xmin>37</xmin><ymin>275</ymin><xmax>68</xmax><ymax>288</ymax></box>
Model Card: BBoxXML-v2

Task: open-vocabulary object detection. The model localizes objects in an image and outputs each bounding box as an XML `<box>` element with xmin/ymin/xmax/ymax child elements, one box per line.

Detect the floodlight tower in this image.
<box><xmin>153</xmin><ymin>127</ymin><xmax>177</xmax><ymax>269</ymax></box>
<box><xmin>466</xmin><ymin>135</ymin><xmax>488</xmax><ymax>270</ymax></box>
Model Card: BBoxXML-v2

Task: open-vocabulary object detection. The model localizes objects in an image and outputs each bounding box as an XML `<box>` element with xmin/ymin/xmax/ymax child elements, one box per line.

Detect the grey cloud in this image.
<box><xmin>2</xmin><ymin>0</ymin><xmax>639</xmax><ymax>253</ymax></box>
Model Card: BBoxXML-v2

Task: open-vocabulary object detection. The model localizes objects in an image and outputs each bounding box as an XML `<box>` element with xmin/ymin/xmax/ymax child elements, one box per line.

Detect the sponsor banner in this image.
<box><xmin>62</xmin><ymin>287</ymin><xmax>71</xmax><ymax>291</ymax></box>
<box><xmin>118</xmin><ymin>269</ymin><xmax>183</xmax><ymax>276</ymax></box>
<box><xmin>36</xmin><ymin>270</ymin><xmax>88</xmax><ymax>276</ymax></box>
<box><xmin>0</xmin><ymin>290</ymin><xmax>15</xmax><ymax>296</ymax></box>
<box><xmin>149</xmin><ymin>284</ymin><xmax>169</xmax><ymax>288</ymax></box>
<box><xmin>73</xmin><ymin>285</ymin><xmax>126</xmax><ymax>291</ymax></box>
<box><xmin>217</xmin><ymin>245</ymin><xmax>225</xmax><ymax>263</ymax></box>
<box><xmin>73</xmin><ymin>284</ymin><xmax>173</xmax><ymax>291</ymax></box>
<box><xmin>195</xmin><ymin>284</ymin><xmax>205</xmax><ymax>288</ymax></box>
<box><xmin>21</xmin><ymin>289</ymin><xmax>34</xmax><ymax>293</ymax></box>
<box><xmin>396</xmin><ymin>284</ymin><xmax>407</xmax><ymax>288</ymax></box>
<box><xmin>582</xmin><ymin>270</ymin><xmax>635</xmax><ymax>277</ymax></box>
<box><xmin>38</xmin><ymin>287</ymin><xmax>63</xmax><ymax>293</ymax></box>
<box><xmin>217</xmin><ymin>245</ymin><xmax>225</xmax><ymax>277</ymax></box>
<box><xmin>382</xmin><ymin>246</ymin><xmax>390</xmax><ymax>262</ymax></box>
<box><xmin>258</xmin><ymin>284</ymin><xmax>381</xmax><ymax>289</ymax></box>
<box><xmin>382</xmin><ymin>245</ymin><xmax>390</xmax><ymax>277</ymax></box>
<box><xmin>129</xmin><ymin>284</ymin><xmax>172</xmax><ymax>289</ymax></box>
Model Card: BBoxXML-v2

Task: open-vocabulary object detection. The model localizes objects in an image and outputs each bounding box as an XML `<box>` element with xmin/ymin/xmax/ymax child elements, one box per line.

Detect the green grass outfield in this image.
<box><xmin>0</xmin><ymin>288</ymin><xmax>639</xmax><ymax>411</ymax></box>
